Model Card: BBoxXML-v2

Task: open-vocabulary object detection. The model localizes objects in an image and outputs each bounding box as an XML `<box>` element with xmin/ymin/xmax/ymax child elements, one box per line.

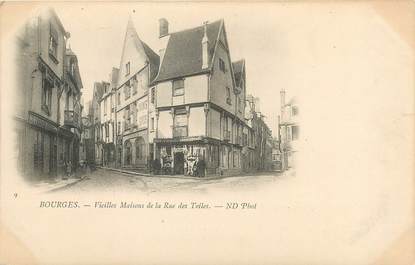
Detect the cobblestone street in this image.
<box><xmin>56</xmin><ymin>168</ymin><xmax>285</xmax><ymax>194</ymax></box>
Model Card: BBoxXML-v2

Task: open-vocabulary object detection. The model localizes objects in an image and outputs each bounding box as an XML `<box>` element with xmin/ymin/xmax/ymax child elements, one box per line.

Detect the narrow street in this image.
<box><xmin>56</xmin><ymin>168</ymin><xmax>286</xmax><ymax>194</ymax></box>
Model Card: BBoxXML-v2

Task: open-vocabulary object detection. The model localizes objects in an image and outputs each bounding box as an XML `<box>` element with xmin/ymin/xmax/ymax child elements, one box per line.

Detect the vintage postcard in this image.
<box><xmin>0</xmin><ymin>1</ymin><xmax>414</xmax><ymax>264</ymax></box>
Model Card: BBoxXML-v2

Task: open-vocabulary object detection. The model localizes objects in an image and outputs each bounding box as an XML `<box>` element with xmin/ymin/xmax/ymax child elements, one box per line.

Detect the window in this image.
<box><xmin>41</xmin><ymin>74</ymin><xmax>53</xmax><ymax>115</ymax></box>
<box><xmin>150</xmin><ymin>87</ymin><xmax>155</xmax><ymax>104</ymax></box>
<box><xmin>125</xmin><ymin>106</ymin><xmax>130</xmax><ymax>130</ymax></box>
<box><xmin>292</xmin><ymin>106</ymin><xmax>299</xmax><ymax>116</ymax></box>
<box><xmin>125</xmin><ymin>62</ymin><xmax>130</xmax><ymax>76</ymax></box>
<box><xmin>124</xmin><ymin>81</ymin><xmax>131</xmax><ymax>100</ymax></box>
<box><xmin>117</xmin><ymin>122</ymin><xmax>121</xmax><ymax>135</ymax></box>
<box><xmin>226</xmin><ymin>87</ymin><xmax>231</xmax><ymax>105</ymax></box>
<box><xmin>173</xmin><ymin>79</ymin><xmax>184</xmax><ymax>96</ymax></box>
<box><xmin>219</xmin><ymin>58</ymin><xmax>226</xmax><ymax>73</ymax></box>
<box><xmin>33</xmin><ymin>131</ymin><xmax>44</xmax><ymax>174</ymax></box>
<box><xmin>70</xmin><ymin>59</ymin><xmax>75</xmax><ymax>76</ymax></box>
<box><xmin>151</xmin><ymin>117</ymin><xmax>154</xmax><ymax>131</ymax></box>
<box><xmin>118</xmin><ymin>92</ymin><xmax>121</xmax><ymax>105</ymax></box>
<box><xmin>286</xmin><ymin>126</ymin><xmax>291</xmax><ymax>141</ymax></box>
<box><xmin>65</xmin><ymin>91</ymin><xmax>70</xmax><ymax>110</ymax></box>
<box><xmin>48</xmin><ymin>25</ymin><xmax>58</xmax><ymax>61</ymax></box>
<box><xmin>292</xmin><ymin>126</ymin><xmax>299</xmax><ymax>140</ymax></box>
<box><xmin>173</xmin><ymin>109</ymin><xmax>188</xmax><ymax>137</ymax></box>
<box><xmin>103</xmin><ymin>98</ymin><xmax>107</xmax><ymax>114</ymax></box>
<box><xmin>132</xmin><ymin>75</ymin><xmax>138</xmax><ymax>95</ymax></box>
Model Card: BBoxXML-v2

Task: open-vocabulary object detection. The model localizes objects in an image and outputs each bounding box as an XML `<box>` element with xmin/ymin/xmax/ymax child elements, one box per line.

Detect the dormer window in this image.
<box><xmin>125</xmin><ymin>62</ymin><xmax>130</xmax><ymax>76</ymax></box>
<box><xmin>219</xmin><ymin>58</ymin><xmax>226</xmax><ymax>73</ymax></box>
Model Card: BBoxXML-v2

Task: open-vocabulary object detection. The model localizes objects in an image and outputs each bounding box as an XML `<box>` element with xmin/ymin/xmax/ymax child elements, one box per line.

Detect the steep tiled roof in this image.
<box><xmin>232</xmin><ymin>59</ymin><xmax>244</xmax><ymax>87</ymax></box>
<box><xmin>117</xmin><ymin>19</ymin><xmax>160</xmax><ymax>87</ymax></box>
<box><xmin>142</xmin><ymin>41</ymin><xmax>160</xmax><ymax>82</ymax></box>
<box><xmin>154</xmin><ymin>20</ymin><xmax>222</xmax><ymax>83</ymax></box>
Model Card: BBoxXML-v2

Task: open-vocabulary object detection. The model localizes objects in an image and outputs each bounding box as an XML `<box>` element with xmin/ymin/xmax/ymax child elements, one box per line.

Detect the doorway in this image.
<box><xmin>173</xmin><ymin>152</ymin><xmax>184</xmax><ymax>175</ymax></box>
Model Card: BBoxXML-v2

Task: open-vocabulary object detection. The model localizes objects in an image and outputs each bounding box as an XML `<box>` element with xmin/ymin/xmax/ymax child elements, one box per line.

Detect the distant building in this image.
<box><xmin>279</xmin><ymin>89</ymin><xmax>299</xmax><ymax>170</ymax></box>
<box><xmin>91</xmin><ymin>82</ymin><xmax>106</xmax><ymax>166</ymax></box>
<box><xmin>15</xmin><ymin>9</ymin><xmax>83</xmax><ymax>181</ymax></box>
<box><xmin>245</xmin><ymin>95</ymin><xmax>273</xmax><ymax>171</ymax></box>
<box><xmin>99</xmin><ymin>68</ymin><xmax>119</xmax><ymax>168</ymax></box>
<box><xmin>80</xmin><ymin>102</ymin><xmax>94</xmax><ymax>166</ymax></box>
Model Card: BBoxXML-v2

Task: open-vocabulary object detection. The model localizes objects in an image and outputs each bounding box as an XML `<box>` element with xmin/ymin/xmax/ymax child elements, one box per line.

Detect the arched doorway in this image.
<box><xmin>135</xmin><ymin>137</ymin><xmax>146</xmax><ymax>164</ymax></box>
<box><xmin>124</xmin><ymin>140</ymin><xmax>132</xmax><ymax>166</ymax></box>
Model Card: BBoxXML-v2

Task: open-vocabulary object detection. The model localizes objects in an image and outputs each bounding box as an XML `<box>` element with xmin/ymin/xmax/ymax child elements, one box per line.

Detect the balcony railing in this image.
<box><xmin>173</xmin><ymin>126</ymin><xmax>188</xmax><ymax>138</ymax></box>
<box><xmin>64</xmin><ymin>110</ymin><xmax>80</xmax><ymax>129</ymax></box>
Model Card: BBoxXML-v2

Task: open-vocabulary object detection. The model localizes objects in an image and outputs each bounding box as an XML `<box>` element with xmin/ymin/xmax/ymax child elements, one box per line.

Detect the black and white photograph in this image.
<box><xmin>0</xmin><ymin>2</ymin><xmax>414</xmax><ymax>265</ymax></box>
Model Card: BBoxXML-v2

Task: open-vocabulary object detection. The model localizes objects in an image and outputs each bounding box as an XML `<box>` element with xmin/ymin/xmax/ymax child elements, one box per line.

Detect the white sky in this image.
<box><xmin>48</xmin><ymin>2</ymin><xmax>412</xmax><ymax>138</ymax></box>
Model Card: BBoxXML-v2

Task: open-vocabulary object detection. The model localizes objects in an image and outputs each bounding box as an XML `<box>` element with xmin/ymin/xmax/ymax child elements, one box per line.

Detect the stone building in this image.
<box><xmin>245</xmin><ymin>95</ymin><xmax>273</xmax><ymax>171</ymax></box>
<box><xmin>279</xmin><ymin>89</ymin><xmax>299</xmax><ymax>170</ymax></box>
<box><xmin>81</xmin><ymin>102</ymin><xmax>95</xmax><ymax>166</ymax></box>
<box><xmin>151</xmin><ymin>19</ymin><xmax>250</xmax><ymax>176</ymax></box>
<box><xmin>14</xmin><ymin>9</ymin><xmax>83</xmax><ymax>181</ymax></box>
<box><xmin>113</xmin><ymin>19</ymin><xmax>159</xmax><ymax>171</ymax></box>
<box><xmin>91</xmin><ymin>82</ymin><xmax>106</xmax><ymax>166</ymax></box>
<box><xmin>99</xmin><ymin>68</ymin><xmax>119</xmax><ymax>168</ymax></box>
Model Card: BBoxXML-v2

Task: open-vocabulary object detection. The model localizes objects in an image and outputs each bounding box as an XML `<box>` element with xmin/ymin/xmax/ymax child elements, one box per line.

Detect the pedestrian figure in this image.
<box><xmin>66</xmin><ymin>160</ymin><xmax>72</xmax><ymax>179</ymax></box>
<box><xmin>153</xmin><ymin>158</ymin><xmax>161</xmax><ymax>175</ymax></box>
<box><xmin>198</xmin><ymin>157</ymin><xmax>206</xmax><ymax>178</ymax></box>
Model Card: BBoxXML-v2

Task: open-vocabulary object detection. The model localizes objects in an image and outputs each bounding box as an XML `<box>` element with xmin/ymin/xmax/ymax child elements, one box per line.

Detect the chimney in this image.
<box><xmin>280</xmin><ymin>89</ymin><xmax>286</xmax><ymax>110</ymax></box>
<box><xmin>159</xmin><ymin>18</ymin><xmax>169</xmax><ymax>38</ymax></box>
<box><xmin>202</xmin><ymin>21</ymin><xmax>209</xmax><ymax>69</ymax></box>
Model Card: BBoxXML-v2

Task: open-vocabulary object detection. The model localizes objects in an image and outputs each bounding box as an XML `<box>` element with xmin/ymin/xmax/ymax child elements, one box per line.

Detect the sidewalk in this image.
<box><xmin>32</xmin><ymin>175</ymin><xmax>86</xmax><ymax>193</ymax></box>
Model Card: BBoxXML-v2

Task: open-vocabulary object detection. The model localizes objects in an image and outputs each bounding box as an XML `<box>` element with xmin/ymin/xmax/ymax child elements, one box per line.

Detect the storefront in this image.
<box><xmin>154</xmin><ymin>137</ymin><xmax>221</xmax><ymax>176</ymax></box>
<box><xmin>18</xmin><ymin>111</ymin><xmax>59</xmax><ymax>180</ymax></box>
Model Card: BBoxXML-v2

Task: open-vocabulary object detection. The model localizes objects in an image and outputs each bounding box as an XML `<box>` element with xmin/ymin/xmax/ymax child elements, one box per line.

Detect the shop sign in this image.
<box><xmin>28</xmin><ymin>111</ymin><xmax>57</xmax><ymax>133</ymax></box>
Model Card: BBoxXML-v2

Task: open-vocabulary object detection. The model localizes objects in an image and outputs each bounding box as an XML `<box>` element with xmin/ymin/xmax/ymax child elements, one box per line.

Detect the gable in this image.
<box><xmin>213</xmin><ymin>25</ymin><xmax>237</xmax><ymax>90</ymax></box>
<box><xmin>117</xmin><ymin>21</ymin><xmax>152</xmax><ymax>87</ymax></box>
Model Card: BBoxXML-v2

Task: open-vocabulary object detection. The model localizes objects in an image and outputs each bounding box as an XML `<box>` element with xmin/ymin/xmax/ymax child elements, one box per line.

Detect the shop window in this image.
<box><xmin>33</xmin><ymin>131</ymin><xmax>44</xmax><ymax>174</ymax></box>
<box><xmin>135</xmin><ymin>137</ymin><xmax>146</xmax><ymax>160</ymax></box>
